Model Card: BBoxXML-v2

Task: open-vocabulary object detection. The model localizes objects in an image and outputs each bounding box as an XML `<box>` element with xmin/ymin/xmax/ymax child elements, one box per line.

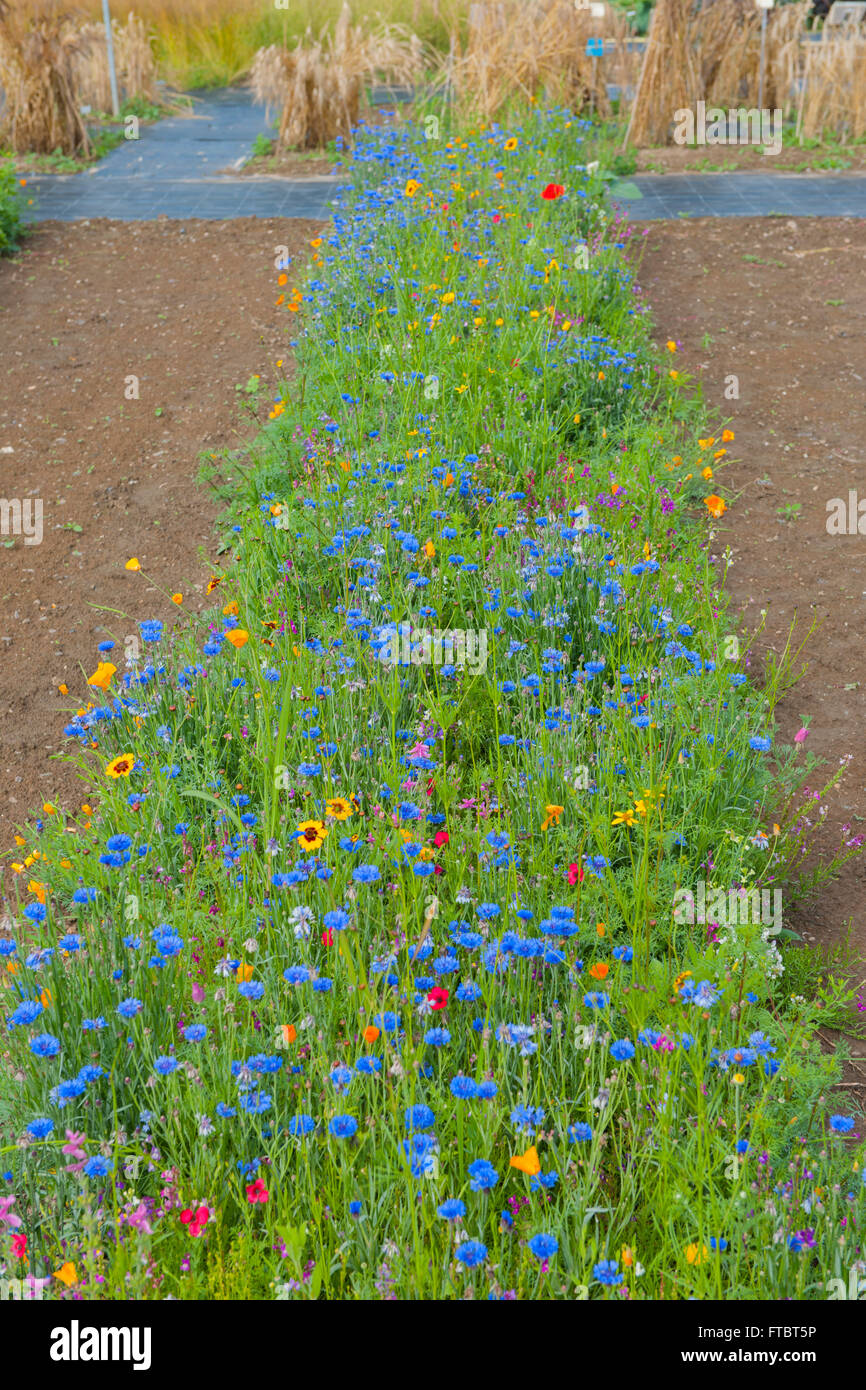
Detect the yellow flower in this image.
<box><xmin>612</xmin><ymin>808</ymin><xmax>637</xmax><ymax>828</ymax></box>
<box><xmin>702</xmin><ymin>467</ymin><xmax>713</xmax><ymax>482</ymax></box>
<box><xmin>685</xmin><ymin>1243</ymin><xmax>709</xmax><ymax>1266</ymax></box>
<box><xmin>722</xmin><ymin>429</ymin><xmax>735</xmax><ymax>442</ymax></box>
<box><xmin>53</xmin><ymin>1261</ymin><xmax>78</xmax><ymax>1286</ymax></box>
<box><xmin>42</xmin><ymin>802</ymin><xmax>56</xmax><ymax>816</ymax></box>
<box><xmin>731</xmin><ymin>1072</ymin><xmax>745</xmax><ymax>1085</ymax></box>
<box><xmin>57</xmin><ymin>683</ymin><xmax>68</xmax><ymax>695</ymax></box>
<box><xmin>125</xmin><ymin>557</ymin><xmax>141</xmax><ymax>571</ymax></box>
<box><xmin>541</xmin><ymin>804</ymin><xmax>564</xmax><ymax>831</ymax></box>
<box><xmin>509</xmin><ymin>1145</ymin><xmax>541</xmax><ymax>1176</ymax></box>
<box><xmin>424</xmin><ymin>539</ymin><xmax>436</xmax><ymax>559</ymax></box>
<box><xmin>87</xmin><ymin>662</ymin><xmax>116</xmax><ymax>692</ymax></box>
<box><xmin>171</xmin><ymin>592</ymin><xmax>183</xmax><ymax>604</ymax></box>
<box><xmin>223</xmin><ymin>601</ymin><xmax>239</xmax><ymax>616</ymax></box>
<box><xmin>296</xmin><ymin>820</ymin><xmax>328</xmax><ymax>852</ymax></box>
<box><xmin>666</xmin><ymin>340</ymin><xmax>677</xmax><ymax>353</ymax></box>
<box><xmin>105</xmin><ymin>754</ymin><xmax>135</xmax><ymax>778</ymax></box>
<box><xmin>325</xmin><ymin>798</ymin><xmax>353</xmax><ymax>821</ymax></box>
<box><xmin>504</xmin><ymin>137</ymin><xmax>518</xmax><ymax>151</ymax></box>
<box><xmin>236</xmin><ymin>962</ymin><xmax>255</xmax><ymax>983</ymax></box>
<box><xmin>404</xmin><ymin>179</ymin><xmax>421</xmax><ymax>198</ymax></box>
<box><xmin>441</xmin><ymin>291</ymin><xmax>455</xmax><ymax>304</ymax></box>
<box><xmin>704</xmin><ymin>495</ymin><xmax>727</xmax><ymax>519</ymax></box>
<box><xmin>225</xmin><ymin>629</ymin><xmax>249</xmax><ymax>649</ymax></box>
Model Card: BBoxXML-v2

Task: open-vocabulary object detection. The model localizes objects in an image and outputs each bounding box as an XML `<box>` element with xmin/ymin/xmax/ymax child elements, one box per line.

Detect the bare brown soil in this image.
<box><xmin>0</xmin><ymin>214</ymin><xmax>324</xmax><ymax>882</ymax></box>
<box><xmin>633</xmin><ymin>144</ymin><xmax>866</xmax><ymax>173</ymax></box>
<box><xmin>632</xmin><ymin>215</ymin><xmax>866</xmax><ymax>970</ymax></box>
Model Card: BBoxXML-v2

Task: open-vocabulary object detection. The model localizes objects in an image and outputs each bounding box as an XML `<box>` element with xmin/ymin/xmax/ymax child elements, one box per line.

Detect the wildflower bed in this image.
<box><xmin>2</xmin><ymin>109</ymin><xmax>863</xmax><ymax>1302</ymax></box>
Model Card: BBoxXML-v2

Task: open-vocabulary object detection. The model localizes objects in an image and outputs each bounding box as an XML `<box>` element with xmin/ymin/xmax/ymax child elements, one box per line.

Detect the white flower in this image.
<box><xmin>289</xmin><ymin>905</ymin><xmax>315</xmax><ymax>940</ymax></box>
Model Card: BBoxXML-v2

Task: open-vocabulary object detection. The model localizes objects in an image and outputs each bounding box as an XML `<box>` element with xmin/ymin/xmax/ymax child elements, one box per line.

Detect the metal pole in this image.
<box><xmin>758</xmin><ymin>8</ymin><xmax>767</xmax><ymax>113</ymax></box>
<box><xmin>101</xmin><ymin>0</ymin><xmax>120</xmax><ymax>117</ymax></box>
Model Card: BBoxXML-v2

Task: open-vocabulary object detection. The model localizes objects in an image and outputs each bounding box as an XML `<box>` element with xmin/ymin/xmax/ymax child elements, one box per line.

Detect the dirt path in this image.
<box><xmin>0</xmin><ymin>215</ymin><xmax>324</xmax><ymax>881</ymax></box>
<box><xmin>633</xmin><ymin>215</ymin><xmax>866</xmax><ymax>960</ymax></box>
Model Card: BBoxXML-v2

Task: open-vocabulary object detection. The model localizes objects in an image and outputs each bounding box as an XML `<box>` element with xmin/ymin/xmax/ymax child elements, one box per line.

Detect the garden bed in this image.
<box><xmin>0</xmin><ymin>109</ymin><xmax>863</xmax><ymax>1305</ymax></box>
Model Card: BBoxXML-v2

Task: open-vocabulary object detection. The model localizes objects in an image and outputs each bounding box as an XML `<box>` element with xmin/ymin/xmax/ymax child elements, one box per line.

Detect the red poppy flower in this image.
<box><xmin>567</xmin><ymin>862</ymin><xmax>584</xmax><ymax>886</ymax></box>
<box><xmin>492</xmin><ymin>212</ymin><xmax>501</xmax><ymax>223</ymax></box>
<box><xmin>12</xmin><ymin>1232</ymin><xmax>27</xmax><ymax>1259</ymax></box>
<box><xmin>433</xmin><ymin>830</ymin><xmax>449</xmax><ymax>848</ymax></box>
<box><xmin>180</xmin><ymin>1204</ymin><xmax>209</xmax><ymax>1237</ymax></box>
<box><xmin>542</xmin><ymin>183</ymin><xmax>565</xmax><ymax>200</ymax></box>
<box><xmin>428</xmin><ymin>986</ymin><xmax>449</xmax><ymax>1011</ymax></box>
<box><xmin>321</xmin><ymin>928</ymin><xmax>334</xmax><ymax>947</ymax></box>
<box><xmin>246</xmin><ymin>1178</ymin><xmax>270</xmax><ymax>1205</ymax></box>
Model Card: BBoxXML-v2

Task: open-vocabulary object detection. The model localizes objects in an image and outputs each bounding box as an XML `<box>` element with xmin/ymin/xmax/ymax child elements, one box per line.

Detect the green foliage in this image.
<box><xmin>0</xmin><ymin>157</ymin><xmax>23</xmax><ymax>254</ymax></box>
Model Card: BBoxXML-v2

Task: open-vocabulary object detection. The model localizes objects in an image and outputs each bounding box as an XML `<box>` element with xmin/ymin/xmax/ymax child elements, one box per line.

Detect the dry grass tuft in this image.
<box><xmin>798</xmin><ymin>28</ymin><xmax>866</xmax><ymax>142</ymax></box>
<box><xmin>0</xmin><ymin>0</ymin><xmax>91</xmax><ymax>155</ymax></box>
<box><xmin>436</xmin><ymin>0</ymin><xmax>638</xmax><ymax>125</ymax></box>
<box><xmin>72</xmin><ymin>11</ymin><xmax>160</xmax><ymax>111</ymax></box>
<box><xmin>250</xmin><ymin>3</ymin><xmax>425</xmax><ymax>151</ymax></box>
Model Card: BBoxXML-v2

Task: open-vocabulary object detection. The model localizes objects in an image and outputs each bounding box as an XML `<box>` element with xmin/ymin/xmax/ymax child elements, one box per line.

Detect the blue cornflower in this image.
<box><xmin>83</xmin><ymin>1155</ymin><xmax>114</xmax><ymax>1179</ymax></box>
<box><xmin>26</xmin><ymin>1118</ymin><xmax>54</xmax><ymax>1139</ymax></box>
<box><xmin>116</xmin><ymin>998</ymin><xmax>143</xmax><ymax>1019</ymax></box>
<box><xmin>184</xmin><ymin>1025</ymin><xmax>207</xmax><ymax>1043</ymax></box>
<box><xmin>450</xmin><ymin>1075</ymin><xmax>478</xmax><ymax>1100</ymax></box>
<box><xmin>829</xmin><ymin>1115</ymin><xmax>855</xmax><ymax>1134</ymax></box>
<box><xmin>594</xmin><ymin>1259</ymin><xmax>620</xmax><ymax>1285</ymax></box>
<box><xmin>153</xmin><ymin>1056</ymin><xmax>179</xmax><ymax>1075</ymax></box>
<box><xmin>30</xmin><ymin>1033</ymin><xmax>61</xmax><ymax>1058</ymax></box>
<box><xmin>329</xmin><ymin>1115</ymin><xmax>358</xmax><ymax>1139</ymax></box>
<box><xmin>438</xmin><ymin>1199</ymin><xmax>467</xmax><ymax>1221</ymax></box>
<box><xmin>610</xmin><ymin>1038</ymin><xmax>635</xmax><ymax>1062</ymax></box>
<box><xmin>528</xmin><ymin>1233</ymin><xmax>558</xmax><ymax>1260</ymax></box>
<box><xmin>288</xmin><ymin>1114</ymin><xmax>315</xmax><ymax>1138</ymax></box>
<box><xmin>568</xmin><ymin>1122</ymin><xmax>593</xmax><ymax>1143</ymax></box>
<box><xmin>405</xmin><ymin>1104</ymin><xmax>436</xmax><ymax>1131</ymax></box>
<box><xmin>455</xmin><ymin>1240</ymin><xmax>488</xmax><ymax>1268</ymax></box>
<box><xmin>511</xmin><ymin>1104</ymin><xmax>544</xmax><ymax>1134</ymax></box>
<box><xmin>467</xmin><ymin>1159</ymin><xmax>499</xmax><ymax>1192</ymax></box>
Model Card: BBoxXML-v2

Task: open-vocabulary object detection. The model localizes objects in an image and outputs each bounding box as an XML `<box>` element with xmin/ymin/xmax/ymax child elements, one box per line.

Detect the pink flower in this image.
<box><xmin>124</xmin><ymin>1202</ymin><xmax>154</xmax><ymax>1235</ymax></box>
<box><xmin>62</xmin><ymin>1129</ymin><xmax>88</xmax><ymax>1173</ymax></box>
<box><xmin>794</xmin><ymin>727</ymin><xmax>809</xmax><ymax>743</ymax></box>
<box><xmin>192</xmin><ymin>982</ymin><xmax>205</xmax><ymax>1003</ymax></box>
<box><xmin>0</xmin><ymin>1195</ymin><xmax>22</xmax><ymax>1230</ymax></box>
